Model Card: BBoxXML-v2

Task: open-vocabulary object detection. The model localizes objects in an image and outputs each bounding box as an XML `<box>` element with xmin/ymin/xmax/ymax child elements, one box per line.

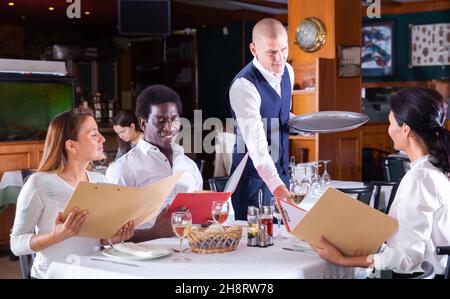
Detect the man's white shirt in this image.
<box><xmin>106</xmin><ymin>138</ymin><xmax>203</xmax><ymax>209</ymax></box>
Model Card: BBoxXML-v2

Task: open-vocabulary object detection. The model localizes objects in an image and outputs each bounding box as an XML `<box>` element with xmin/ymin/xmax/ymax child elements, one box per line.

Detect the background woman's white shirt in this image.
<box><xmin>10</xmin><ymin>171</ymin><xmax>107</xmax><ymax>279</ymax></box>
<box><xmin>373</xmin><ymin>155</ymin><xmax>450</xmax><ymax>274</ymax></box>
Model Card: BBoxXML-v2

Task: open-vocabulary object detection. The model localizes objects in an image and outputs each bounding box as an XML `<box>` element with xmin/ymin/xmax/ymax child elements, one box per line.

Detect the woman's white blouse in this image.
<box><xmin>374</xmin><ymin>155</ymin><xmax>450</xmax><ymax>274</ymax></box>
<box><xmin>10</xmin><ymin>171</ymin><xmax>107</xmax><ymax>279</ymax></box>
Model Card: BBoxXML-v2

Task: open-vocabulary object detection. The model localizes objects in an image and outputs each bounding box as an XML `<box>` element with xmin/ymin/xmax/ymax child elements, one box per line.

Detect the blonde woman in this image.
<box><xmin>10</xmin><ymin>108</ymin><xmax>134</xmax><ymax>279</ymax></box>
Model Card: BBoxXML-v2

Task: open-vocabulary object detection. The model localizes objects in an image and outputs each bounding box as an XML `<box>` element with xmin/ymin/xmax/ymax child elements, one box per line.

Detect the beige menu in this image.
<box><xmin>62</xmin><ymin>172</ymin><xmax>183</xmax><ymax>239</ymax></box>
<box><xmin>291</xmin><ymin>187</ymin><xmax>399</xmax><ymax>256</ymax></box>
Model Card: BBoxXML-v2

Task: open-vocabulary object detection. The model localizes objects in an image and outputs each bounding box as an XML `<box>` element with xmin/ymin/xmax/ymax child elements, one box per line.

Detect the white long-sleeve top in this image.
<box><xmin>229</xmin><ymin>57</ymin><xmax>295</xmax><ymax>193</ymax></box>
<box><xmin>10</xmin><ymin>171</ymin><xmax>107</xmax><ymax>279</ymax></box>
<box><xmin>374</xmin><ymin>155</ymin><xmax>450</xmax><ymax>274</ymax></box>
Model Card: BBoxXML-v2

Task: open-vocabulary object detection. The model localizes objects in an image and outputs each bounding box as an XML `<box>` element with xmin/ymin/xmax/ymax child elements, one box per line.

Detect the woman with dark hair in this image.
<box><xmin>112</xmin><ymin>110</ymin><xmax>143</xmax><ymax>161</ymax></box>
<box><xmin>310</xmin><ymin>87</ymin><xmax>450</xmax><ymax>278</ymax></box>
<box><xmin>10</xmin><ymin>108</ymin><xmax>135</xmax><ymax>278</ymax></box>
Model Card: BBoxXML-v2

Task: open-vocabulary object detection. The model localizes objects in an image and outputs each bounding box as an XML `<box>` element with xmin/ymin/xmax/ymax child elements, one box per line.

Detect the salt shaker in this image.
<box><xmin>247</xmin><ymin>206</ymin><xmax>259</xmax><ymax>247</ymax></box>
<box><xmin>258</xmin><ymin>224</ymin><xmax>268</xmax><ymax>248</ymax></box>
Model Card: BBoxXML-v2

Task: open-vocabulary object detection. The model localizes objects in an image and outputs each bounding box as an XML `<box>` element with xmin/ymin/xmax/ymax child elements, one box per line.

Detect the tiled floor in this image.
<box><xmin>0</xmin><ymin>251</ymin><xmax>22</xmax><ymax>279</ymax></box>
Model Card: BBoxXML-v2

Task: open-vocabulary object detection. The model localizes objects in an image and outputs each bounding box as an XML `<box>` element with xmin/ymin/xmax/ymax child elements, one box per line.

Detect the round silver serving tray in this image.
<box><xmin>289</xmin><ymin>111</ymin><xmax>370</xmax><ymax>133</ymax></box>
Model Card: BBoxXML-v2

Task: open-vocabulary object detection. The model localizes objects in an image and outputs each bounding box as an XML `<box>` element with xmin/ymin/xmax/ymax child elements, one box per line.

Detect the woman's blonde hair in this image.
<box><xmin>37</xmin><ymin>107</ymin><xmax>94</xmax><ymax>172</ymax></box>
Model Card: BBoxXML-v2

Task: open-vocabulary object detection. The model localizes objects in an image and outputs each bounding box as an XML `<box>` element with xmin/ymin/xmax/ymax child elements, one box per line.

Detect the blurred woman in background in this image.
<box><xmin>112</xmin><ymin>110</ymin><xmax>143</xmax><ymax>161</ymax></box>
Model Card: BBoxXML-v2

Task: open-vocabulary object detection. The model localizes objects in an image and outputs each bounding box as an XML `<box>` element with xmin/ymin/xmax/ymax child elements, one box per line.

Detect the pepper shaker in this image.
<box><xmin>258</xmin><ymin>224</ymin><xmax>268</xmax><ymax>248</ymax></box>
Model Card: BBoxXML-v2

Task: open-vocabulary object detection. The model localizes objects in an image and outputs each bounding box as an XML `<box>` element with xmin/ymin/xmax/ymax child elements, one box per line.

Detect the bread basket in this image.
<box><xmin>187</xmin><ymin>226</ymin><xmax>242</xmax><ymax>254</ymax></box>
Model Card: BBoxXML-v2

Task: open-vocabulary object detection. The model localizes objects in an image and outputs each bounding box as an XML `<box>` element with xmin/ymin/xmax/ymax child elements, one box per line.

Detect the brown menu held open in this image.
<box><xmin>61</xmin><ymin>172</ymin><xmax>183</xmax><ymax>239</ymax></box>
<box><xmin>291</xmin><ymin>187</ymin><xmax>399</xmax><ymax>256</ymax></box>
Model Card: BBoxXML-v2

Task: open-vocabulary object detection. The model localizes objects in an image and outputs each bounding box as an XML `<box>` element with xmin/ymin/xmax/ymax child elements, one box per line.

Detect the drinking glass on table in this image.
<box><xmin>271</xmin><ymin>197</ymin><xmax>287</xmax><ymax>240</ymax></box>
<box><xmin>310</xmin><ymin>161</ymin><xmax>323</xmax><ymax>197</ymax></box>
<box><xmin>171</xmin><ymin>211</ymin><xmax>192</xmax><ymax>263</ymax></box>
<box><xmin>319</xmin><ymin>160</ymin><xmax>332</xmax><ymax>191</ymax></box>
<box><xmin>211</xmin><ymin>201</ymin><xmax>229</xmax><ymax>225</ymax></box>
<box><xmin>290</xmin><ymin>167</ymin><xmax>309</xmax><ymax>205</ymax></box>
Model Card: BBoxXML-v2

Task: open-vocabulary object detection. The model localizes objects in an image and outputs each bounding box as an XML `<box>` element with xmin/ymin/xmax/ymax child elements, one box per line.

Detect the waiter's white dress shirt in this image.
<box><xmin>106</xmin><ymin>138</ymin><xmax>203</xmax><ymax>208</ymax></box>
<box><xmin>374</xmin><ymin>155</ymin><xmax>450</xmax><ymax>274</ymax></box>
<box><xmin>229</xmin><ymin>57</ymin><xmax>295</xmax><ymax>193</ymax></box>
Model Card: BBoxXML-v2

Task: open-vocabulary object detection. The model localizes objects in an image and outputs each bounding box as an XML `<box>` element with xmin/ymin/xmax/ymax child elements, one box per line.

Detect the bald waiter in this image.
<box><xmin>229</xmin><ymin>18</ymin><xmax>295</xmax><ymax>220</ymax></box>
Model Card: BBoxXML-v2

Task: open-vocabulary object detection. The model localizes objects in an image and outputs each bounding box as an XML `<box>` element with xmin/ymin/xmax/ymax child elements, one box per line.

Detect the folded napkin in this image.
<box><xmin>293</xmin><ymin>238</ymin><xmax>313</xmax><ymax>251</ymax></box>
<box><xmin>113</xmin><ymin>242</ymin><xmax>168</xmax><ymax>258</ymax></box>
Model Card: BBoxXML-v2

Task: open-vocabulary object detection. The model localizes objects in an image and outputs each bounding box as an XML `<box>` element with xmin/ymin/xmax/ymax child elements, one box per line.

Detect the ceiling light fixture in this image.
<box><xmin>8</xmin><ymin>2</ymin><xmax>15</xmax><ymax>6</ymax></box>
<box><xmin>84</xmin><ymin>11</ymin><xmax>91</xmax><ymax>15</ymax></box>
<box><xmin>49</xmin><ymin>7</ymin><xmax>55</xmax><ymax>11</ymax></box>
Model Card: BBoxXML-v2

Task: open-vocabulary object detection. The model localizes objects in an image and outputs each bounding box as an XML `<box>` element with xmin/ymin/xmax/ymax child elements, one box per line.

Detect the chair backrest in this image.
<box><xmin>362</xmin><ymin>148</ymin><xmax>390</xmax><ymax>183</ymax></box>
<box><xmin>411</xmin><ymin>262</ymin><xmax>435</xmax><ymax>279</ymax></box>
<box><xmin>195</xmin><ymin>159</ymin><xmax>205</xmax><ymax>175</ymax></box>
<box><xmin>19</xmin><ymin>254</ymin><xmax>35</xmax><ymax>279</ymax></box>
<box><xmin>436</xmin><ymin>246</ymin><xmax>450</xmax><ymax>279</ymax></box>
<box><xmin>336</xmin><ymin>185</ymin><xmax>374</xmax><ymax>206</ymax></box>
<box><xmin>208</xmin><ymin>176</ymin><xmax>230</xmax><ymax>192</ymax></box>
<box><xmin>21</xmin><ymin>169</ymin><xmax>35</xmax><ymax>183</ymax></box>
<box><xmin>369</xmin><ymin>181</ymin><xmax>400</xmax><ymax>213</ymax></box>
<box><xmin>386</xmin><ymin>155</ymin><xmax>410</xmax><ymax>182</ymax></box>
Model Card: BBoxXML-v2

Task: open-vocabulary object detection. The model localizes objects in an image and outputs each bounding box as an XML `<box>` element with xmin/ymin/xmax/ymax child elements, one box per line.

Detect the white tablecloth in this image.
<box><xmin>0</xmin><ymin>170</ymin><xmax>23</xmax><ymax>189</ymax></box>
<box><xmin>45</xmin><ymin>226</ymin><xmax>355</xmax><ymax>279</ymax></box>
<box><xmin>299</xmin><ymin>180</ymin><xmax>392</xmax><ymax>212</ymax></box>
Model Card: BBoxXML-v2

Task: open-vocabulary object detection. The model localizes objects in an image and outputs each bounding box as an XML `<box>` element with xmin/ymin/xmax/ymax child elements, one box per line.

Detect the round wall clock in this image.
<box><xmin>295</xmin><ymin>17</ymin><xmax>327</xmax><ymax>53</ymax></box>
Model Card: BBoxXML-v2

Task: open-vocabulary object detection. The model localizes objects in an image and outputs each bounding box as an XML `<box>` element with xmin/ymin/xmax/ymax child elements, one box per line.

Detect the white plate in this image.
<box><xmin>102</xmin><ymin>246</ymin><xmax>172</xmax><ymax>261</ymax></box>
<box><xmin>292</xmin><ymin>238</ymin><xmax>313</xmax><ymax>251</ymax></box>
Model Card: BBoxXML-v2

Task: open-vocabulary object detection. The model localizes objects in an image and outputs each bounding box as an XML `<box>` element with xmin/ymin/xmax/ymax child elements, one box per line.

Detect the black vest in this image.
<box><xmin>229</xmin><ymin>62</ymin><xmax>291</xmax><ymax>177</ymax></box>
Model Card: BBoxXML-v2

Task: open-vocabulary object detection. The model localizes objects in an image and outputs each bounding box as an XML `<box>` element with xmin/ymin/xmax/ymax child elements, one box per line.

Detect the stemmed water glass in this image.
<box><xmin>171</xmin><ymin>211</ymin><xmax>192</xmax><ymax>263</ymax></box>
<box><xmin>271</xmin><ymin>197</ymin><xmax>287</xmax><ymax>240</ymax></box>
<box><xmin>211</xmin><ymin>201</ymin><xmax>229</xmax><ymax>225</ymax></box>
<box><xmin>310</xmin><ymin>161</ymin><xmax>323</xmax><ymax>197</ymax></box>
<box><xmin>289</xmin><ymin>156</ymin><xmax>296</xmax><ymax>178</ymax></box>
<box><xmin>320</xmin><ymin>160</ymin><xmax>332</xmax><ymax>190</ymax></box>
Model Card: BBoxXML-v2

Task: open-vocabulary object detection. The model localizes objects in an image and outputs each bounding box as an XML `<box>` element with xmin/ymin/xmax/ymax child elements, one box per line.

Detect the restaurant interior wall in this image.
<box><xmin>363</xmin><ymin>10</ymin><xmax>450</xmax><ymax>83</ymax></box>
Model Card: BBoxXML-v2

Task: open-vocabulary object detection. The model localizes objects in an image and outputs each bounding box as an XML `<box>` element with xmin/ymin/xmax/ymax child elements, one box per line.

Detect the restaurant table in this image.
<box><xmin>299</xmin><ymin>180</ymin><xmax>392</xmax><ymax>212</ymax></box>
<box><xmin>0</xmin><ymin>171</ymin><xmax>24</xmax><ymax>214</ymax></box>
<box><xmin>45</xmin><ymin>225</ymin><xmax>356</xmax><ymax>279</ymax></box>
<box><xmin>0</xmin><ymin>170</ymin><xmax>24</xmax><ymax>189</ymax></box>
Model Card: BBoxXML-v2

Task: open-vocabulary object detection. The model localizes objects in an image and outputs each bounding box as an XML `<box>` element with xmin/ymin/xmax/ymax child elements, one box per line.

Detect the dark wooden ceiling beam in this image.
<box><xmin>231</xmin><ymin>0</ymin><xmax>287</xmax><ymax>10</ymax></box>
<box><xmin>361</xmin><ymin>0</ymin><xmax>450</xmax><ymax>16</ymax></box>
<box><xmin>380</xmin><ymin>0</ymin><xmax>402</xmax><ymax>7</ymax></box>
<box><xmin>172</xmin><ymin>2</ymin><xmax>281</xmax><ymax>29</ymax></box>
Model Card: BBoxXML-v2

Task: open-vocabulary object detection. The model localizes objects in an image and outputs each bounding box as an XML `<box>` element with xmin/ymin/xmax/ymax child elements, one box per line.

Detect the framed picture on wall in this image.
<box><xmin>362</xmin><ymin>21</ymin><xmax>395</xmax><ymax>77</ymax></box>
<box><xmin>409</xmin><ymin>23</ymin><xmax>450</xmax><ymax>67</ymax></box>
<box><xmin>337</xmin><ymin>46</ymin><xmax>361</xmax><ymax>77</ymax></box>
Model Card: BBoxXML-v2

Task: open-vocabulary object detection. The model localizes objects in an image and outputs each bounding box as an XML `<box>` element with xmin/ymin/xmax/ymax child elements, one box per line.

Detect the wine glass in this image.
<box><xmin>171</xmin><ymin>211</ymin><xmax>192</xmax><ymax>263</ymax></box>
<box><xmin>288</xmin><ymin>165</ymin><xmax>306</xmax><ymax>204</ymax></box>
<box><xmin>211</xmin><ymin>201</ymin><xmax>229</xmax><ymax>225</ymax></box>
<box><xmin>271</xmin><ymin>197</ymin><xmax>287</xmax><ymax>241</ymax></box>
<box><xmin>310</xmin><ymin>161</ymin><xmax>323</xmax><ymax>197</ymax></box>
<box><xmin>290</xmin><ymin>179</ymin><xmax>309</xmax><ymax>205</ymax></box>
<box><xmin>289</xmin><ymin>156</ymin><xmax>296</xmax><ymax>178</ymax></box>
<box><xmin>320</xmin><ymin>160</ymin><xmax>332</xmax><ymax>190</ymax></box>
